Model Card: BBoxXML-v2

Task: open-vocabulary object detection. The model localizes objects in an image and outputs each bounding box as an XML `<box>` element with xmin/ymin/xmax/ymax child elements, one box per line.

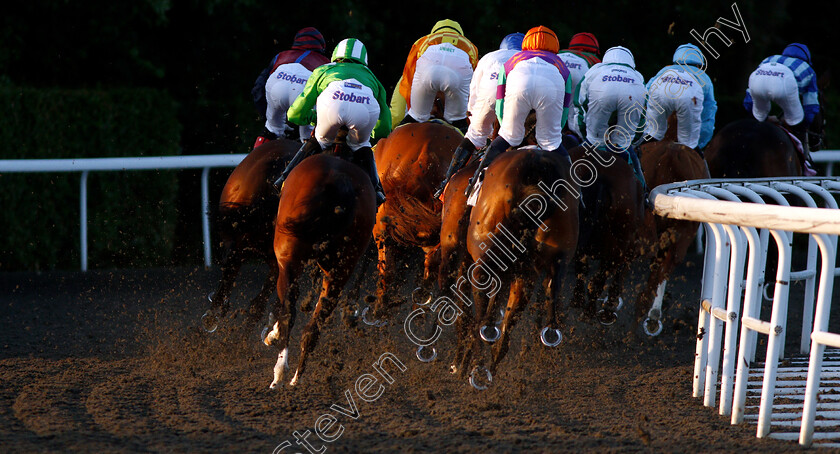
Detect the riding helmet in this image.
<box><xmin>500</xmin><ymin>32</ymin><xmax>525</xmax><ymax>51</ymax></box>
<box><xmin>522</xmin><ymin>26</ymin><xmax>560</xmax><ymax>53</ymax></box>
<box><xmin>602</xmin><ymin>46</ymin><xmax>636</xmax><ymax>68</ymax></box>
<box><xmin>568</xmin><ymin>32</ymin><xmax>600</xmax><ymax>55</ymax></box>
<box><xmin>331</xmin><ymin>38</ymin><xmax>368</xmax><ymax>65</ymax></box>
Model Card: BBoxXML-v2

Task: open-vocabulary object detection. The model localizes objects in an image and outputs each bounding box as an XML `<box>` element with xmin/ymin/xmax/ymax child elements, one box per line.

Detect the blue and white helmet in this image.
<box><xmin>331</xmin><ymin>38</ymin><xmax>369</xmax><ymax>65</ymax></box>
<box><xmin>673</xmin><ymin>43</ymin><xmax>705</xmax><ymax>68</ymax></box>
<box><xmin>602</xmin><ymin>46</ymin><xmax>636</xmax><ymax>68</ymax></box>
<box><xmin>500</xmin><ymin>32</ymin><xmax>525</xmax><ymax>51</ymax></box>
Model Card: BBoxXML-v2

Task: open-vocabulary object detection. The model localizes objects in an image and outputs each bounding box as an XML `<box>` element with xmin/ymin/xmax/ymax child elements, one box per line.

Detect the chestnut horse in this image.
<box><xmin>261</xmin><ymin>153</ymin><xmax>376</xmax><ymax>388</ymax></box>
<box><xmin>569</xmin><ymin>143</ymin><xmax>646</xmax><ymax>324</ymax></box>
<box><xmin>201</xmin><ymin>138</ymin><xmax>298</xmax><ymax>332</ymax></box>
<box><xmin>636</xmin><ymin>137</ymin><xmax>709</xmax><ymax>336</ymax></box>
<box><xmin>363</xmin><ymin>121</ymin><xmax>462</xmax><ymax>324</ymax></box>
<box><xmin>462</xmin><ymin>148</ymin><xmax>579</xmax><ymax>388</ymax></box>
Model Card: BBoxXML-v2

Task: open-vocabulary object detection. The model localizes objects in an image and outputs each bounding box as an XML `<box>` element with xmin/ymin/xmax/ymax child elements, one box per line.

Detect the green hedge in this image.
<box><xmin>0</xmin><ymin>87</ymin><xmax>181</xmax><ymax>271</ymax></box>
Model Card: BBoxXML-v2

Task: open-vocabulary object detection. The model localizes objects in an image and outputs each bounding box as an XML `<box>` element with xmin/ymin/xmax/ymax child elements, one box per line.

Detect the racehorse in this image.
<box><xmin>706</xmin><ymin>71</ymin><xmax>830</xmax><ymax>178</ymax></box>
<box><xmin>362</xmin><ymin>121</ymin><xmax>462</xmax><ymax>324</ymax></box>
<box><xmin>569</xmin><ymin>143</ymin><xmax>646</xmax><ymax>324</ymax></box>
<box><xmin>636</xmin><ymin>135</ymin><xmax>709</xmax><ymax>335</ymax></box>
<box><xmin>704</xmin><ymin>117</ymin><xmax>803</xmax><ymax>178</ymax></box>
<box><xmin>461</xmin><ymin>148</ymin><xmax>579</xmax><ymax>388</ymax></box>
<box><xmin>201</xmin><ymin>138</ymin><xmax>299</xmax><ymax>332</ymax></box>
<box><xmin>261</xmin><ymin>152</ymin><xmax>376</xmax><ymax>388</ymax></box>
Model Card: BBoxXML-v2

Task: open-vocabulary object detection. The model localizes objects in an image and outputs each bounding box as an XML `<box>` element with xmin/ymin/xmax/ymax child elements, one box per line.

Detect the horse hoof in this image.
<box><xmin>615</xmin><ymin>296</ymin><xmax>625</xmax><ymax>312</ymax></box>
<box><xmin>449</xmin><ymin>364</ymin><xmax>458</xmax><ymax>375</ymax></box>
<box><xmin>597</xmin><ymin>309</ymin><xmax>618</xmax><ymax>326</ymax></box>
<box><xmin>540</xmin><ymin>327</ymin><xmax>563</xmax><ymax>347</ymax></box>
<box><xmin>411</xmin><ymin>287</ymin><xmax>429</xmax><ymax>305</ymax></box>
<box><xmin>479</xmin><ymin>325</ymin><xmax>500</xmax><ymax>343</ymax></box>
<box><xmin>644</xmin><ymin>317</ymin><xmax>664</xmax><ymax>337</ymax></box>
<box><xmin>763</xmin><ymin>282</ymin><xmax>775</xmax><ymax>302</ymax></box>
<box><xmin>416</xmin><ymin>346</ymin><xmax>437</xmax><ymax>363</ymax></box>
<box><xmin>469</xmin><ymin>366</ymin><xmax>493</xmax><ymax>390</ymax></box>
<box><xmin>207</xmin><ymin>292</ymin><xmax>216</xmax><ymax>304</ymax></box>
<box><xmin>359</xmin><ymin>306</ymin><xmax>387</xmax><ymax>327</ymax></box>
<box><xmin>201</xmin><ymin>310</ymin><xmax>218</xmax><ymax>333</ymax></box>
<box><xmin>260</xmin><ymin>326</ymin><xmax>269</xmax><ymax>343</ymax></box>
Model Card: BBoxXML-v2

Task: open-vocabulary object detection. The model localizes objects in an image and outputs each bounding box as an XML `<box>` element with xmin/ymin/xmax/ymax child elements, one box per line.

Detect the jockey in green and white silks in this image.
<box><xmin>275</xmin><ymin>38</ymin><xmax>392</xmax><ymax>206</ymax></box>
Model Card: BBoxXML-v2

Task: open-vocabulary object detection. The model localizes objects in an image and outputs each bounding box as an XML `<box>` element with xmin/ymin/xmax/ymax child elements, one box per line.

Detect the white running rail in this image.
<box><xmin>0</xmin><ymin>154</ymin><xmax>247</xmax><ymax>270</ymax></box>
<box><xmin>650</xmin><ymin>176</ymin><xmax>840</xmax><ymax>447</ymax></box>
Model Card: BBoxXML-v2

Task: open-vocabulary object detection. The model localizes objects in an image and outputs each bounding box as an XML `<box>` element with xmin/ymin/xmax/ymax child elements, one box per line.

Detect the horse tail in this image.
<box><xmin>216</xmin><ymin>201</ymin><xmax>247</xmax><ymax>244</ymax></box>
<box><xmin>381</xmin><ymin>172</ymin><xmax>442</xmax><ymax>247</ymax></box>
<box><xmin>508</xmin><ymin>151</ymin><xmax>571</xmax><ymax>238</ymax></box>
<box><xmin>278</xmin><ymin>177</ymin><xmax>358</xmax><ymax>244</ymax></box>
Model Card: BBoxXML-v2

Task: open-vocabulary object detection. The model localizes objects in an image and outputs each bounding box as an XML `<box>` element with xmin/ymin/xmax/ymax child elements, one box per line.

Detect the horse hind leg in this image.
<box><xmin>490</xmin><ymin>277</ymin><xmax>529</xmax><ymax>375</ymax></box>
<box><xmin>290</xmin><ymin>266</ymin><xmax>352</xmax><ymax>386</ymax></box>
<box><xmin>245</xmin><ymin>256</ymin><xmax>279</xmax><ymax>323</ymax></box>
<box><xmin>264</xmin><ymin>259</ymin><xmax>301</xmax><ymax>389</ymax></box>
<box><xmin>202</xmin><ymin>247</ymin><xmax>245</xmax><ymax>332</ymax></box>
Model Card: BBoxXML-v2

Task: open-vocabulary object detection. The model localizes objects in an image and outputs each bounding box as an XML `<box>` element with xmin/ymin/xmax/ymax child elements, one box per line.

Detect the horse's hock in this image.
<box><xmin>650</xmin><ymin>176</ymin><xmax>840</xmax><ymax>448</ymax></box>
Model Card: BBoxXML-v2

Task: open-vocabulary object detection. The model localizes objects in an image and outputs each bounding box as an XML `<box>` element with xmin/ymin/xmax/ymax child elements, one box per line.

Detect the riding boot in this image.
<box><xmin>354</xmin><ymin>146</ymin><xmax>386</xmax><ymax>207</ymax></box>
<box><xmin>450</xmin><ymin>117</ymin><xmax>470</xmax><ymax>135</ymax></box>
<box><xmin>464</xmin><ymin>136</ymin><xmax>510</xmax><ymax>197</ymax></box>
<box><xmin>397</xmin><ymin>113</ymin><xmax>419</xmax><ymax>128</ymax></box>
<box><xmin>551</xmin><ymin>142</ymin><xmax>572</xmax><ymax>165</ymax></box>
<box><xmin>790</xmin><ymin>121</ymin><xmax>817</xmax><ymax>175</ymax></box>
<box><xmin>434</xmin><ymin>138</ymin><xmax>476</xmax><ymax>198</ymax></box>
<box><xmin>273</xmin><ymin>137</ymin><xmax>323</xmax><ymax>193</ymax></box>
<box><xmin>628</xmin><ymin>146</ymin><xmax>647</xmax><ymax>191</ymax></box>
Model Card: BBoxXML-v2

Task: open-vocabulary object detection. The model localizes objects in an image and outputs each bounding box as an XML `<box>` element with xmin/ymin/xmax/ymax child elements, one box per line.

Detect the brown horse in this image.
<box><xmin>362</xmin><ymin>121</ymin><xmax>462</xmax><ymax>324</ymax></box>
<box><xmin>636</xmin><ymin>138</ymin><xmax>709</xmax><ymax>335</ymax></box>
<box><xmin>569</xmin><ymin>143</ymin><xmax>646</xmax><ymax>324</ymax></box>
<box><xmin>201</xmin><ymin>138</ymin><xmax>299</xmax><ymax>332</ymax></box>
<box><xmin>704</xmin><ymin>117</ymin><xmax>803</xmax><ymax>178</ymax></box>
<box><xmin>461</xmin><ymin>148</ymin><xmax>579</xmax><ymax>388</ymax></box>
<box><xmin>261</xmin><ymin>153</ymin><xmax>376</xmax><ymax>388</ymax></box>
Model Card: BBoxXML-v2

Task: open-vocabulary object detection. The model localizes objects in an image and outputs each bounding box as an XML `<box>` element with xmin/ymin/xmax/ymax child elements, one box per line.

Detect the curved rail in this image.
<box><xmin>650</xmin><ymin>176</ymin><xmax>840</xmax><ymax>448</ymax></box>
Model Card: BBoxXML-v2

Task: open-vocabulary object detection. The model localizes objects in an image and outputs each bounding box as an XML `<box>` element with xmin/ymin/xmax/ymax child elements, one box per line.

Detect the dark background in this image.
<box><xmin>1</xmin><ymin>0</ymin><xmax>835</xmax><ymax>268</ymax></box>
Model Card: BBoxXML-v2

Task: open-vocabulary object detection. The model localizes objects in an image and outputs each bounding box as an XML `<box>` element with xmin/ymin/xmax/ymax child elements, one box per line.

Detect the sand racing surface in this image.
<box><xmin>0</xmin><ymin>249</ymin><xmax>828</xmax><ymax>453</ymax></box>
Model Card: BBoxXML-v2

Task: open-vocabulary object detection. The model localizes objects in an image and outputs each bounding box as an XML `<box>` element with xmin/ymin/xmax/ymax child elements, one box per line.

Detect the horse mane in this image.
<box><xmin>381</xmin><ymin>166</ymin><xmax>442</xmax><ymax>247</ymax></box>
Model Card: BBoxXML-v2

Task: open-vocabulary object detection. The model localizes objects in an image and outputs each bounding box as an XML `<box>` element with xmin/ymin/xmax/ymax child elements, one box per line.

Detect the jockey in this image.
<box><xmin>743</xmin><ymin>43</ymin><xmax>820</xmax><ymax>170</ymax></box>
<box><xmin>558</xmin><ymin>32</ymin><xmax>601</xmax><ymax>140</ymax></box>
<box><xmin>395</xmin><ymin>19</ymin><xmax>480</xmax><ymax>133</ymax></box>
<box><xmin>576</xmin><ymin>46</ymin><xmax>647</xmax><ymax>188</ymax></box>
<box><xmin>463</xmin><ymin>25</ymin><xmax>572</xmax><ymax>197</ymax></box>
<box><xmin>273</xmin><ymin>38</ymin><xmax>392</xmax><ymax>206</ymax></box>
<box><xmin>251</xmin><ymin>27</ymin><xmax>330</xmax><ymax>148</ymax></box>
<box><xmin>434</xmin><ymin>32</ymin><xmax>525</xmax><ymax>198</ymax></box>
<box><xmin>643</xmin><ymin>43</ymin><xmax>717</xmax><ymax>151</ymax></box>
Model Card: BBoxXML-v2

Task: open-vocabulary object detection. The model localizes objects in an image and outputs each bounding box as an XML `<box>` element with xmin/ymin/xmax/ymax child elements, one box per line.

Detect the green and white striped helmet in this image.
<box><xmin>331</xmin><ymin>38</ymin><xmax>368</xmax><ymax>65</ymax></box>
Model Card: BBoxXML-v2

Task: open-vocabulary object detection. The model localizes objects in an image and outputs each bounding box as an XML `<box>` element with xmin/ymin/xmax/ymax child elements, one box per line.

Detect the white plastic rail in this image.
<box><xmin>650</xmin><ymin>176</ymin><xmax>840</xmax><ymax>448</ymax></box>
<box><xmin>0</xmin><ymin>154</ymin><xmax>247</xmax><ymax>270</ymax></box>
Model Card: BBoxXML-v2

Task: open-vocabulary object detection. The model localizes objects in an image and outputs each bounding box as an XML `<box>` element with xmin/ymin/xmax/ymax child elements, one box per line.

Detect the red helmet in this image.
<box><xmin>569</xmin><ymin>32</ymin><xmax>600</xmax><ymax>55</ymax></box>
<box><xmin>522</xmin><ymin>26</ymin><xmax>559</xmax><ymax>53</ymax></box>
<box><xmin>292</xmin><ymin>27</ymin><xmax>326</xmax><ymax>52</ymax></box>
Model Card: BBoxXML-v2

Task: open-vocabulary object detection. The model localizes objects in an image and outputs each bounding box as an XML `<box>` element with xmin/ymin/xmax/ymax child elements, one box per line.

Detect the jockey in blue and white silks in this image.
<box><xmin>743</xmin><ymin>43</ymin><xmax>819</xmax><ymax>130</ymax></box>
<box><xmin>644</xmin><ymin>43</ymin><xmax>717</xmax><ymax>150</ymax></box>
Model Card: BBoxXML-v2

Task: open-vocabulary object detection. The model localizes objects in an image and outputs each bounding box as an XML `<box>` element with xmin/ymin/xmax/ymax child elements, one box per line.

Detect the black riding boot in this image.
<box><xmin>354</xmin><ymin>146</ymin><xmax>386</xmax><ymax>207</ymax></box>
<box><xmin>464</xmin><ymin>136</ymin><xmax>510</xmax><ymax>197</ymax></box>
<box><xmin>450</xmin><ymin>117</ymin><xmax>470</xmax><ymax>135</ymax></box>
<box><xmin>273</xmin><ymin>138</ymin><xmax>323</xmax><ymax>192</ymax></box>
<box><xmin>434</xmin><ymin>138</ymin><xmax>476</xmax><ymax>198</ymax></box>
<box><xmin>398</xmin><ymin>113</ymin><xmax>419</xmax><ymax>128</ymax></box>
<box><xmin>628</xmin><ymin>146</ymin><xmax>647</xmax><ymax>191</ymax></box>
